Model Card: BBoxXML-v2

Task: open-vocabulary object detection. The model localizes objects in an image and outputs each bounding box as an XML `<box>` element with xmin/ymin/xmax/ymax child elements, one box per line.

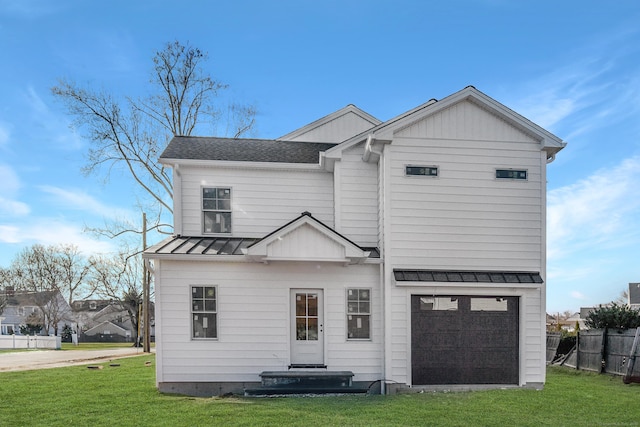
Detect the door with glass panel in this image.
<box><xmin>290</xmin><ymin>289</ymin><xmax>324</xmax><ymax>365</ymax></box>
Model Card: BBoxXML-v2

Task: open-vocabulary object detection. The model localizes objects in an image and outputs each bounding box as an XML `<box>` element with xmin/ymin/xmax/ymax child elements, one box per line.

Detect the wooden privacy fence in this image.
<box><xmin>553</xmin><ymin>328</ymin><xmax>640</xmax><ymax>383</ymax></box>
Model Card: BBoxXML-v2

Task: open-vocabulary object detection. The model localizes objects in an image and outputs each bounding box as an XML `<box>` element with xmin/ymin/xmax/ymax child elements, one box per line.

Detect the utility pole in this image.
<box><xmin>142</xmin><ymin>213</ymin><xmax>151</xmax><ymax>353</ymax></box>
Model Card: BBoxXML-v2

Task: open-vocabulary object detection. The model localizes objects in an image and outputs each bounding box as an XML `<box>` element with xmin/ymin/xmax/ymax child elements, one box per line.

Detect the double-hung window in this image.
<box><xmin>203</xmin><ymin>187</ymin><xmax>231</xmax><ymax>234</ymax></box>
<box><xmin>191</xmin><ymin>286</ymin><xmax>217</xmax><ymax>339</ymax></box>
<box><xmin>347</xmin><ymin>288</ymin><xmax>371</xmax><ymax>339</ymax></box>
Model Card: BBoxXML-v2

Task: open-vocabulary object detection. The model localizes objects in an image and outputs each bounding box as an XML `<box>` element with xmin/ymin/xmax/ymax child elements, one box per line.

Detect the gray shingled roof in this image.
<box><xmin>160</xmin><ymin>136</ymin><xmax>337</xmax><ymax>164</ymax></box>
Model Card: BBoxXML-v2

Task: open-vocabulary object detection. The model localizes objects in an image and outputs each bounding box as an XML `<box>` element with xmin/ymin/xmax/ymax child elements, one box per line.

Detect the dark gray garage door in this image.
<box><xmin>411</xmin><ymin>295</ymin><xmax>519</xmax><ymax>385</ymax></box>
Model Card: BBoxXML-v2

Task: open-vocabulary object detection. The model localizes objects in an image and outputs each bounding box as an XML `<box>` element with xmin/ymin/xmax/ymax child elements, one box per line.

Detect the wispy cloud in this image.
<box><xmin>38</xmin><ymin>185</ymin><xmax>136</xmax><ymax>221</ymax></box>
<box><xmin>547</xmin><ymin>156</ymin><xmax>640</xmax><ymax>260</ymax></box>
<box><xmin>0</xmin><ymin>220</ymin><xmax>117</xmax><ymax>256</ymax></box>
<box><xmin>0</xmin><ymin>121</ymin><xmax>9</xmax><ymax>147</ymax></box>
<box><xmin>570</xmin><ymin>291</ymin><xmax>587</xmax><ymax>301</ymax></box>
<box><xmin>0</xmin><ymin>164</ymin><xmax>30</xmax><ymax>217</ymax></box>
<box><xmin>504</xmin><ymin>28</ymin><xmax>640</xmax><ymax>140</ymax></box>
<box><xmin>24</xmin><ymin>85</ymin><xmax>84</xmax><ymax>150</ymax></box>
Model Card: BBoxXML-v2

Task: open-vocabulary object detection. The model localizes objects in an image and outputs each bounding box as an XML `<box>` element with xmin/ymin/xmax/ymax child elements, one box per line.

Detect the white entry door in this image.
<box><xmin>290</xmin><ymin>289</ymin><xmax>324</xmax><ymax>366</ymax></box>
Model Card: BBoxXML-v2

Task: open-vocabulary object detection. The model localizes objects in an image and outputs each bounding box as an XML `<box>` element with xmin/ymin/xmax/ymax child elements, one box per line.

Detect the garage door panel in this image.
<box><xmin>411</xmin><ymin>295</ymin><xmax>519</xmax><ymax>385</ymax></box>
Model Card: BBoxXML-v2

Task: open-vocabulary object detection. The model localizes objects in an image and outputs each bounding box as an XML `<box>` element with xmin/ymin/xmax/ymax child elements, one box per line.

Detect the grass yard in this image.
<box><xmin>0</xmin><ymin>359</ymin><xmax>638</xmax><ymax>427</ymax></box>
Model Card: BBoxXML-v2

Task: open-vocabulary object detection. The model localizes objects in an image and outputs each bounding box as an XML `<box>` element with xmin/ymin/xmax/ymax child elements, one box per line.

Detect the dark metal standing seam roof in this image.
<box><xmin>146</xmin><ymin>237</ymin><xmax>259</xmax><ymax>256</ymax></box>
<box><xmin>145</xmin><ymin>235</ymin><xmax>381</xmax><ymax>259</ymax></box>
<box><xmin>393</xmin><ymin>270</ymin><xmax>543</xmax><ymax>283</ymax></box>
<box><xmin>160</xmin><ymin>136</ymin><xmax>337</xmax><ymax>164</ymax></box>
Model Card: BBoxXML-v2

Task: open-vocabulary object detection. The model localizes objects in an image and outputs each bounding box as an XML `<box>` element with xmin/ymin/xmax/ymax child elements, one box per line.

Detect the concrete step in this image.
<box><xmin>244</xmin><ymin>385</ymin><xmax>369</xmax><ymax>396</ymax></box>
<box><xmin>244</xmin><ymin>370</ymin><xmax>369</xmax><ymax>396</ymax></box>
<box><xmin>259</xmin><ymin>370</ymin><xmax>354</xmax><ymax>388</ymax></box>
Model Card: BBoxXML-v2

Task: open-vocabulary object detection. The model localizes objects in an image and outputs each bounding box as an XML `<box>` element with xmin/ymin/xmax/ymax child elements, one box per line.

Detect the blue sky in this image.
<box><xmin>1</xmin><ymin>0</ymin><xmax>639</xmax><ymax>313</ymax></box>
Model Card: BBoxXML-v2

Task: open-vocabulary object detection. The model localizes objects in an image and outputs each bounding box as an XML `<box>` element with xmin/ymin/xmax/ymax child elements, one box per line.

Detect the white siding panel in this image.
<box><xmin>388</xmin><ymin>134</ymin><xmax>543</xmax><ymax>271</ymax></box>
<box><xmin>157</xmin><ymin>261</ymin><xmax>382</xmax><ymax>383</ymax></box>
<box><xmin>180</xmin><ymin>167</ymin><xmax>333</xmax><ymax>237</ymax></box>
<box><xmin>267</xmin><ymin>224</ymin><xmax>345</xmax><ymax>259</ymax></box>
<box><xmin>335</xmin><ymin>146</ymin><xmax>379</xmax><ymax>246</ymax></box>
<box><xmin>396</xmin><ymin>100</ymin><xmax>538</xmax><ymax>143</ymax></box>
<box><xmin>289</xmin><ymin>111</ymin><xmax>377</xmax><ymax>143</ymax></box>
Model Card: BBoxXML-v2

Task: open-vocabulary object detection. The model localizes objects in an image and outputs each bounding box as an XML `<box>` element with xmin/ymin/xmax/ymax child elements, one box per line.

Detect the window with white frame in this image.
<box><xmin>347</xmin><ymin>288</ymin><xmax>371</xmax><ymax>339</ymax></box>
<box><xmin>202</xmin><ymin>187</ymin><xmax>232</xmax><ymax>234</ymax></box>
<box><xmin>191</xmin><ymin>286</ymin><xmax>217</xmax><ymax>339</ymax></box>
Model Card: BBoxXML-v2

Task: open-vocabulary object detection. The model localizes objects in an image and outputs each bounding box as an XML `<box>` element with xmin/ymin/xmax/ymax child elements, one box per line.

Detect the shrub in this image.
<box><xmin>585</xmin><ymin>303</ymin><xmax>640</xmax><ymax>329</ymax></box>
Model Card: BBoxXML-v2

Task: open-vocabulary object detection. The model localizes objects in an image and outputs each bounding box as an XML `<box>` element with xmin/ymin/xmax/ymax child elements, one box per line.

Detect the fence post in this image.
<box><xmin>623</xmin><ymin>327</ymin><xmax>640</xmax><ymax>384</ymax></box>
<box><xmin>576</xmin><ymin>330</ymin><xmax>580</xmax><ymax>370</ymax></box>
<box><xmin>599</xmin><ymin>328</ymin><xmax>607</xmax><ymax>373</ymax></box>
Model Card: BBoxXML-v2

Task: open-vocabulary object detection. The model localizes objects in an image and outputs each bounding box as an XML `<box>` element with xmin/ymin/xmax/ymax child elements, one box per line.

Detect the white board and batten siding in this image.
<box><xmin>179</xmin><ymin>166</ymin><xmax>334</xmax><ymax>237</ymax></box>
<box><xmin>155</xmin><ymin>260</ymin><xmax>382</xmax><ymax>384</ymax></box>
<box><xmin>285</xmin><ymin>109</ymin><xmax>378</xmax><ymax>143</ymax></box>
<box><xmin>384</xmin><ymin>99</ymin><xmax>547</xmax><ymax>386</ymax></box>
<box><xmin>388</xmin><ymin>100</ymin><xmax>544</xmax><ymax>272</ymax></box>
<box><xmin>334</xmin><ymin>144</ymin><xmax>379</xmax><ymax>247</ymax></box>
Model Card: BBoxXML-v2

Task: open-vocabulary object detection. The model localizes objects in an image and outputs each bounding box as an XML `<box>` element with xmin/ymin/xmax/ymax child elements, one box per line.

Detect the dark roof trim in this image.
<box><xmin>393</xmin><ymin>270</ymin><xmax>543</xmax><ymax>284</ymax></box>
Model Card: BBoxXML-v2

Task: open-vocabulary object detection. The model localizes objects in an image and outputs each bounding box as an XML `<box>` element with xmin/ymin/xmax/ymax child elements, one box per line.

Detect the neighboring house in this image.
<box><xmin>629</xmin><ymin>283</ymin><xmax>640</xmax><ymax>310</ymax></box>
<box><xmin>143</xmin><ymin>86</ymin><xmax>566</xmax><ymax>395</ymax></box>
<box><xmin>72</xmin><ymin>299</ymin><xmax>154</xmax><ymax>342</ymax></box>
<box><xmin>0</xmin><ymin>287</ymin><xmax>72</xmax><ymax>336</ymax></box>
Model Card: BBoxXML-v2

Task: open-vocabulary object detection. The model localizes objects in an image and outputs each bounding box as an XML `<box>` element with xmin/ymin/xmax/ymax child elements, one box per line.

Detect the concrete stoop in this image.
<box><xmin>244</xmin><ymin>370</ymin><xmax>369</xmax><ymax>396</ymax></box>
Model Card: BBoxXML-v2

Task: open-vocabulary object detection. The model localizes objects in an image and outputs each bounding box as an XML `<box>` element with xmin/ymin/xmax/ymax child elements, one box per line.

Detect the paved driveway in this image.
<box><xmin>0</xmin><ymin>347</ymin><xmax>153</xmax><ymax>372</ymax></box>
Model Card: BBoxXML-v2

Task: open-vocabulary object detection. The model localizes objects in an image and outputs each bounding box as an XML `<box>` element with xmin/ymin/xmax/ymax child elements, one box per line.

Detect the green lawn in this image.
<box><xmin>0</xmin><ymin>359</ymin><xmax>638</xmax><ymax>426</ymax></box>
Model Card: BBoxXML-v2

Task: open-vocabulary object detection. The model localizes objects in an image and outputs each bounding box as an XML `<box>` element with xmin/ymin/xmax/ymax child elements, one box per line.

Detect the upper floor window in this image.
<box><xmin>203</xmin><ymin>187</ymin><xmax>231</xmax><ymax>234</ymax></box>
<box><xmin>406</xmin><ymin>165</ymin><xmax>438</xmax><ymax>177</ymax></box>
<box><xmin>496</xmin><ymin>169</ymin><xmax>527</xmax><ymax>180</ymax></box>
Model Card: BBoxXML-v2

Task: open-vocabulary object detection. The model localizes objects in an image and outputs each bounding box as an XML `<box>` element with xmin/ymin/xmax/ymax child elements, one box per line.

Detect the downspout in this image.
<box><xmin>173</xmin><ymin>163</ymin><xmax>182</xmax><ymax>236</ymax></box>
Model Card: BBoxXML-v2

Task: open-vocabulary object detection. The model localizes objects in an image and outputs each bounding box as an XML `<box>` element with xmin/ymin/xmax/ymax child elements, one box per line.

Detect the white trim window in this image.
<box><xmin>347</xmin><ymin>288</ymin><xmax>371</xmax><ymax>340</ymax></box>
<box><xmin>202</xmin><ymin>187</ymin><xmax>232</xmax><ymax>234</ymax></box>
<box><xmin>191</xmin><ymin>286</ymin><xmax>217</xmax><ymax>339</ymax></box>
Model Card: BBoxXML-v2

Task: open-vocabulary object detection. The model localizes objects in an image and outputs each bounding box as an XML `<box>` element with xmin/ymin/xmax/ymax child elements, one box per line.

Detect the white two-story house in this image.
<box><xmin>143</xmin><ymin>86</ymin><xmax>566</xmax><ymax>396</ymax></box>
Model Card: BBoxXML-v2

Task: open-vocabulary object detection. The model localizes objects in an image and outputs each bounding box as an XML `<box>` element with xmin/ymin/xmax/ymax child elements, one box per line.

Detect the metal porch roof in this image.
<box><xmin>393</xmin><ymin>270</ymin><xmax>543</xmax><ymax>284</ymax></box>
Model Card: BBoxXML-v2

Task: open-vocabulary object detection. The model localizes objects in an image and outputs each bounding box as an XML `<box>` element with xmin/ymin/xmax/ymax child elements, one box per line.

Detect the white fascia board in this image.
<box><xmin>376</xmin><ymin>87</ymin><xmax>566</xmax><ymax>153</ymax></box>
<box><xmin>159</xmin><ymin>158</ymin><xmax>324</xmax><ymax>172</ymax></box>
<box><xmin>324</xmin><ymin>99</ymin><xmax>438</xmax><ymax>159</ymax></box>
<box><xmin>141</xmin><ymin>253</ymin><xmax>250</xmax><ymax>262</ymax></box>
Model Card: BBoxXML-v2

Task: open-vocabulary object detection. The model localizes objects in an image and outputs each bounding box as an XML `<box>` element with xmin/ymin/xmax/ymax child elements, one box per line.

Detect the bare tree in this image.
<box><xmin>89</xmin><ymin>249</ymin><xmax>149</xmax><ymax>345</ymax></box>
<box><xmin>57</xmin><ymin>244</ymin><xmax>96</xmax><ymax>305</ymax></box>
<box><xmin>614</xmin><ymin>289</ymin><xmax>630</xmax><ymax>306</ymax></box>
<box><xmin>0</xmin><ymin>267</ymin><xmax>10</xmax><ymax>315</ymax></box>
<box><xmin>7</xmin><ymin>244</ymin><xmax>92</xmax><ymax>334</ymax></box>
<box><xmin>51</xmin><ymin>40</ymin><xmax>257</xmax><ymax>238</ymax></box>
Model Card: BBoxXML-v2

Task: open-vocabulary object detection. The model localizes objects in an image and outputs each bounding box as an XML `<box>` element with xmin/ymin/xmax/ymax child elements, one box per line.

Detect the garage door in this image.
<box><xmin>411</xmin><ymin>295</ymin><xmax>519</xmax><ymax>385</ymax></box>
